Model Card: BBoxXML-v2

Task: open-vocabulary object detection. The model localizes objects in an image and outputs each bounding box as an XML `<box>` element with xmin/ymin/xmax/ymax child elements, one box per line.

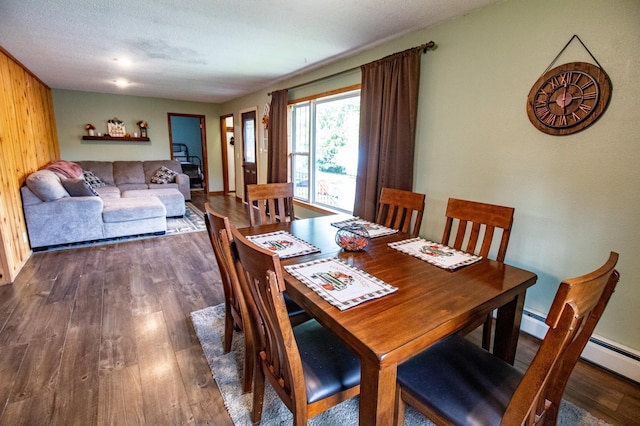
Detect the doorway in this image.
<box><xmin>219</xmin><ymin>114</ymin><xmax>235</xmax><ymax>194</ymax></box>
<box><xmin>168</xmin><ymin>113</ymin><xmax>208</xmax><ymax>194</ymax></box>
<box><xmin>241</xmin><ymin>109</ymin><xmax>258</xmax><ymax>202</ymax></box>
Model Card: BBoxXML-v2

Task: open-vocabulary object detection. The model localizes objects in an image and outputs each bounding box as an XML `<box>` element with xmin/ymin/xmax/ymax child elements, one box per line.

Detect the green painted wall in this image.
<box><xmin>221</xmin><ymin>0</ymin><xmax>640</xmax><ymax>352</ymax></box>
<box><xmin>52</xmin><ymin>90</ymin><xmax>223</xmax><ymax>191</ymax></box>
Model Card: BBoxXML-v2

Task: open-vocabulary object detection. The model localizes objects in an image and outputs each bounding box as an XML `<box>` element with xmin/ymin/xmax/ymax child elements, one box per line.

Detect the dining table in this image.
<box><xmin>238</xmin><ymin>213</ymin><xmax>538</xmax><ymax>426</ymax></box>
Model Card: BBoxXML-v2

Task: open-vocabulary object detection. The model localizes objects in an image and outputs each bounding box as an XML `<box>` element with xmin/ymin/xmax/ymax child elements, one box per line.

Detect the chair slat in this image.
<box><xmin>375</xmin><ymin>188</ymin><xmax>426</xmax><ymax>238</ymax></box>
<box><xmin>246</xmin><ymin>183</ymin><xmax>296</xmax><ymax>226</ymax></box>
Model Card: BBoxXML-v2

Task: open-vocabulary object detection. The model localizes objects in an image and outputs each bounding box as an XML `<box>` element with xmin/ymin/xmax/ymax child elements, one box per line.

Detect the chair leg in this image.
<box><xmin>223</xmin><ymin>310</ymin><xmax>234</xmax><ymax>353</ymax></box>
<box><xmin>242</xmin><ymin>338</ymin><xmax>254</xmax><ymax>393</ymax></box>
<box><xmin>251</xmin><ymin>364</ymin><xmax>266</xmax><ymax>424</ymax></box>
<box><xmin>482</xmin><ymin>313</ymin><xmax>493</xmax><ymax>351</ymax></box>
<box><xmin>293</xmin><ymin>413</ymin><xmax>309</xmax><ymax>426</ymax></box>
<box><xmin>394</xmin><ymin>386</ymin><xmax>406</xmax><ymax>426</ymax></box>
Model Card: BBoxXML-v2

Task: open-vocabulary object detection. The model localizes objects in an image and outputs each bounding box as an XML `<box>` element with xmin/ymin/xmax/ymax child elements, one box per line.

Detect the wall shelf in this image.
<box><xmin>82</xmin><ymin>135</ymin><xmax>150</xmax><ymax>142</ymax></box>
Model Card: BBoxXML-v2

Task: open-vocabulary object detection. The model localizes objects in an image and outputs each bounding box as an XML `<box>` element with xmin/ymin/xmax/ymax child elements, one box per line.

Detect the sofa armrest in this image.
<box><xmin>23</xmin><ymin>196</ymin><xmax>105</xmax><ymax>248</ymax></box>
<box><xmin>175</xmin><ymin>173</ymin><xmax>191</xmax><ymax>200</ymax></box>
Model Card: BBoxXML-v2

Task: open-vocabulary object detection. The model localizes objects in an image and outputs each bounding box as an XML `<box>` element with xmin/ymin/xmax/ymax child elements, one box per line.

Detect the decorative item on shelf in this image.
<box><xmin>262</xmin><ymin>103</ymin><xmax>270</xmax><ymax>130</ymax></box>
<box><xmin>85</xmin><ymin>123</ymin><xmax>95</xmax><ymax>136</ymax></box>
<box><xmin>107</xmin><ymin>117</ymin><xmax>126</xmax><ymax>137</ymax></box>
<box><xmin>335</xmin><ymin>224</ymin><xmax>370</xmax><ymax>251</ymax></box>
<box><xmin>137</xmin><ymin>120</ymin><xmax>148</xmax><ymax>138</ymax></box>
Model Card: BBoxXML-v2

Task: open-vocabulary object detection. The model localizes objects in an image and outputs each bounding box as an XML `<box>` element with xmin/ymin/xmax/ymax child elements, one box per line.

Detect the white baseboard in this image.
<box><xmin>520</xmin><ymin>310</ymin><xmax>640</xmax><ymax>384</ymax></box>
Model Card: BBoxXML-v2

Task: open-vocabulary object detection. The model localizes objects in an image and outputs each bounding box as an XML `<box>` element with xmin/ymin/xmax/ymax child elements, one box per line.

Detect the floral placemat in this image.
<box><xmin>246</xmin><ymin>230</ymin><xmax>320</xmax><ymax>259</ymax></box>
<box><xmin>330</xmin><ymin>217</ymin><xmax>399</xmax><ymax>238</ymax></box>
<box><xmin>284</xmin><ymin>258</ymin><xmax>397</xmax><ymax>310</ymax></box>
<box><xmin>388</xmin><ymin>238</ymin><xmax>482</xmax><ymax>270</ymax></box>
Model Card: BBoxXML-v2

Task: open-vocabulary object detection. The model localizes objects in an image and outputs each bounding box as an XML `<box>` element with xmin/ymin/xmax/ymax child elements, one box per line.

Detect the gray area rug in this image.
<box><xmin>191</xmin><ymin>304</ymin><xmax>612</xmax><ymax>426</ymax></box>
<box><xmin>37</xmin><ymin>202</ymin><xmax>206</xmax><ymax>252</ymax></box>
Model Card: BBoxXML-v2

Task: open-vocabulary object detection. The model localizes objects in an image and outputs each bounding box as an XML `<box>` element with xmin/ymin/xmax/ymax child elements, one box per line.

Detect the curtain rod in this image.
<box><xmin>268</xmin><ymin>40</ymin><xmax>436</xmax><ymax>96</ymax></box>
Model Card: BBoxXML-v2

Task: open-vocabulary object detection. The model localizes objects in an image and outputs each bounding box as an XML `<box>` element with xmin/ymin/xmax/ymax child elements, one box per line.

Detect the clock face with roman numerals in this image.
<box><xmin>526</xmin><ymin>62</ymin><xmax>611</xmax><ymax>136</ymax></box>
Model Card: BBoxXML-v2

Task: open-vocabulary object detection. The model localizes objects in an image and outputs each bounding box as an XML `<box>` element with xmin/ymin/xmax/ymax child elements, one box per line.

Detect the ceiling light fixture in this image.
<box><xmin>113</xmin><ymin>79</ymin><xmax>129</xmax><ymax>88</ymax></box>
<box><xmin>114</xmin><ymin>57</ymin><xmax>132</xmax><ymax>67</ymax></box>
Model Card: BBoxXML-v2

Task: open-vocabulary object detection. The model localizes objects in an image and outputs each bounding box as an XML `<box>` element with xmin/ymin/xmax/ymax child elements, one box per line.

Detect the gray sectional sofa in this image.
<box><xmin>21</xmin><ymin>160</ymin><xmax>190</xmax><ymax>249</ymax></box>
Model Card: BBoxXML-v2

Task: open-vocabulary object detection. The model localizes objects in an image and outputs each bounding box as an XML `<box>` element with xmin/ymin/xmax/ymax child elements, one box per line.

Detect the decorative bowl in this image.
<box><xmin>335</xmin><ymin>224</ymin><xmax>370</xmax><ymax>251</ymax></box>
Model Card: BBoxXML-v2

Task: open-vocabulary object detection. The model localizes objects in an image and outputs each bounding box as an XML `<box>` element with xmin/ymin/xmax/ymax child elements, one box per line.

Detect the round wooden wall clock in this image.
<box><xmin>526</xmin><ymin>62</ymin><xmax>612</xmax><ymax>136</ymax></box>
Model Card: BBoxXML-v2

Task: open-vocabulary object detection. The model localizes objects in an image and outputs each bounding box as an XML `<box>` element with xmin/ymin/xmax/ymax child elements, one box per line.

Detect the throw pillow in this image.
<box><xmin>150</xmin><ymin>166</ymin><xmax>178</xmax><ymax>184</ymax></box>
<box><xmin>26</xmin><ymin>169</ymin><xmax>70</xmax><ymax>201</ymax></box>
<box><xmin>61</xmin><ymin>178</ymin><xmax>99</xmax><ymax>197</ymax></box>
<box><xmin>83</xmin><ymin>170</ymin><xmax>107</xmax><ymax>188</ymax></box>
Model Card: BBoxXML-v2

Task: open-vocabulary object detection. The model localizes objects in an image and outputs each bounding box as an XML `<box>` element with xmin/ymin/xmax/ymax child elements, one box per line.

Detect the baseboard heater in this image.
<box><xmin>520</xmin><ymin>309</ymin><xmax>640</xmax><ymax>384</ymax></box>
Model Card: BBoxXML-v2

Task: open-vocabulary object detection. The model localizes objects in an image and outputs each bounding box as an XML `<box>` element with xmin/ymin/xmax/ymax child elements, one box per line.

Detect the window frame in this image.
<box><xmin>289</xmin><ymin>85</ymin><xmax>361</xmax><ymax>214</ymax></box>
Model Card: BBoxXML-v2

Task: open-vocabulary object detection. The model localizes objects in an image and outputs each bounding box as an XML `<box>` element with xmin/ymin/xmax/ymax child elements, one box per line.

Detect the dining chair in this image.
<box><xmin>204</xmin><ymin>203</ymin><xmax>243</xmax><ymax>353</ymax></box>
<box><xmin>204</xmin><ymin>203</ymin><xmax>309</xmax><ymax>392</ymax></box>
<box><xmin>394</xmin><ymin>252</ymin><xmax>620</xmax><ymax>426</ymax></box>
<box><xmin>204</xmin><ymin>203</ymin><xmax>254</xmax><ymax>392</ymax></box>
<box><xmin>229</xmin><ymin>225</ymin><xmax>361</xmax><ymax>425</ymax></box>
<box><xmin>246</xmin><ymin>182</ymin><xmax>296</xmax><ymax>226</ymax></box>
<box><xmin>441</xmin><ymin>197</ymin><xmax>515</xmax><ymax>350</ymax></box>
<box><xmin>375</xmin><ymin>187</ymin><xmax>426</xmax><ymax>237</ymax></box>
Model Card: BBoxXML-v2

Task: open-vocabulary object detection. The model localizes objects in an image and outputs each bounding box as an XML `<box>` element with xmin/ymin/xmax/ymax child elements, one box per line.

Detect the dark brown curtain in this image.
<box><xmin>267</xmin><ymin>89</ymin><xmax>289</xmax><ymax>183</ymax></box>
<box><xmin>353</xmin><ymin>47</ymin><xmax>422</xmax><ymax>220</ymax></box>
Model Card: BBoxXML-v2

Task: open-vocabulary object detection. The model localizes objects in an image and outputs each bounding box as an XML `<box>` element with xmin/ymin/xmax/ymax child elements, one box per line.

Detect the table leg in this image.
<box><xmin>359</xmin><ymin>358</ymin><xmax>397</xmax><ymax>426</ymax></box>
<box><xmin>493</xmin><ymin>291</ymin><xmax>526</xmax><ymax>364</ymax></box>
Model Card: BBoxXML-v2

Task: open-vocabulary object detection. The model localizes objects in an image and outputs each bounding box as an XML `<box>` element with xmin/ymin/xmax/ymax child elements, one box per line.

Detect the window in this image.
<box><xmin>291</xmin><ymin>90</ymin><xmax>360</xmax><ymax>213</ymax></box>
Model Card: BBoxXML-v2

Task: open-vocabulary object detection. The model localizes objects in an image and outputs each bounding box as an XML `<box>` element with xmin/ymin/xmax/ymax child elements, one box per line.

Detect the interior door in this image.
<box><xmin>241</xmin><ymin>110</ymin><xmax>257</xmax><ymax>201</ymax></box>
<box><xmin>168</xmin><ymin>113</ymin><xmax>208</xmax><ymax>194</ymax></box>
<box><xmin>219</xmin><ymin>114</ymin><xmax>235</xmax><ymax>194</ymax></box>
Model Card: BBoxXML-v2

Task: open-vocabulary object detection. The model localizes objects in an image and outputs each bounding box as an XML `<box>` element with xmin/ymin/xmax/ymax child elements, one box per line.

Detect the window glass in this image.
<box><xmin>291</xmin><ymin>90</ymin><xmax>359</xmax><ymax>213</ymax></box>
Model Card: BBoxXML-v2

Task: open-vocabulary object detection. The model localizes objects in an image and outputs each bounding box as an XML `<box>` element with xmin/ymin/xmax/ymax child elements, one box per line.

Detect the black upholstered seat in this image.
<box><xmin>293</xmin><ymin>319</ymin><xmax>361</xmax><ymax>404</ymax></box>
<box><xmin>395</xmin><ymin>252</ymin><xmax>620</xmax><ymax>426</ymax></box>
<box><xmin>398</xmin><ymin>335</ymin><xmax>522</xmax><ymax>426</ymax></box>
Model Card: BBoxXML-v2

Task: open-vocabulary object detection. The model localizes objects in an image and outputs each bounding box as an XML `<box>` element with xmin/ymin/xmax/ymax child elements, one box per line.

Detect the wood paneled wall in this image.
<box><xmin>0</xmin><ymin>46</ymin><xmax>59</xmax><ymax>285</ymax></box>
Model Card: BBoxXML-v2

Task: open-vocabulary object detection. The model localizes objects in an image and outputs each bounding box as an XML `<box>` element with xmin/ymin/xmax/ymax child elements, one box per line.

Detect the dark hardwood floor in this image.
<box><xmin>0</xmin><ymin>191</ymin><xmax>637</xmax><ymax>425</ymax></box>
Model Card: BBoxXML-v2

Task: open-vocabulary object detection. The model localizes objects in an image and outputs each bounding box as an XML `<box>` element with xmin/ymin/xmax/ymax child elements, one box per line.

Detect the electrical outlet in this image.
<box><xmin>23</xmin><ymin>231</ymin><xmax>28</xmax><ymax>243</ymax></box>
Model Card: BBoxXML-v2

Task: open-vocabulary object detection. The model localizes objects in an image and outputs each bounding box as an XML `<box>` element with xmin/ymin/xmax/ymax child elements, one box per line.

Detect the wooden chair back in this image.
<box><xmin>375</xmin><ymin>187</ymin><xmax>426</xmax><ymax>237</ymax></box>
<box><xmin>204</xmin><ymin>203</ymin><xmax>242</xmax><ymax>348</ymax></box>
<box><xmin>230</xmin><ymin>225</ymin><xmax>309</xmax><ymax>421</ymax></box>
<box><xmin>395</xmin><ymin>252</ymin><xmax>619</xmax><ymax>426</ymax></box>
<box><xmin>504</xmin><ymin>252</ymin><xmax>620</xmax><ymax>424</ymax></box>
<box><xmin>204</xmin><ymin>203</ymin><xmax>254</xmax><ymax>392</ymax></box>
<box><xmin>230</xmin><ymin>226</ymin><xmax>360</xmax><ymax>423</ymax></box>
<box><xmin>441</xmin><ymin>197</ymin><xmax>514</xmax><ymax>262</ymax></box>
<box><xmin>441</xmin><ymin>198</ymin><xmax>515</xmax><ymax>350</ymax></box>
<box><xmin>246</xmin><ymin>182</ymin><xmax>295</xmax><ymax>226</ymax></box>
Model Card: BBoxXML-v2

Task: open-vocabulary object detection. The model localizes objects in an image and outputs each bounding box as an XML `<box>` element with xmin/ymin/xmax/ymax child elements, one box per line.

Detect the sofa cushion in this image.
<box><xmin>118</xmin><ymin>183</ymin><xmax>149</xmax><ymax>192</ymax></box>
<box><xmin>143</xmin><ymin>160</ymin><xmax>183</xmax><ymax>183</ymax></box>
<box><xmin>102</xmin><ymin>197</ymin><xmax>166</xmax><ymax>223</ymax></box>
<box><xmin>113</xmin><ymin>161</ymin><xmax>146</xmax><ymax>186</ymax></box>
<box><xmin>76</xmin><ymin>161</ymin><xmax>115</xmax><ymax>185</ymax></box>
<box><xmin>61</xmin><ymin>178</ymin><xmax>99</xmax><ymax>196</ymax></box>
<box><xmin>94</xmin><ymin>186</ymin><xmax>121</xmax><ymax>198</ymax></box>
<box><xmin>122</xmin><ymin>188</ymin><xmax>185</xmax><ymax>217</ymax></box>
<box><xmin>26</xmin><ymin>170</ymin><xmax>70</xmax><ymax>201</ymax></box>
<box><xmin>150</xmin><ymin>166</ymin><xmax>178</xmax><ymax>184</ymax></box>
<box><xmin>82</xmin><ymin>170</ymin><xmax>107</xmax><ymax>188</ymax></box>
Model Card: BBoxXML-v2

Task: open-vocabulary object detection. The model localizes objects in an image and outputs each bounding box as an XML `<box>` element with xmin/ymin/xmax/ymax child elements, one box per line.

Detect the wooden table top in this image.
<box><xmin>239</xmin><ymin>214</ymin><xmax>538</xmax><ymax>425</ymax></box>
<box><xmin>240</xmin><ymin>214</ymin><xmax>537</xmax><ymax>364</ymax></box>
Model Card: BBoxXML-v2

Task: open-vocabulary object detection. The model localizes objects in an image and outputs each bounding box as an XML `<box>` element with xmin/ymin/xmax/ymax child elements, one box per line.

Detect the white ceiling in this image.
<box><xmin>0</xmin><ymin>0</ymin><xmax>498</xmax><ymax>103</ymax></box>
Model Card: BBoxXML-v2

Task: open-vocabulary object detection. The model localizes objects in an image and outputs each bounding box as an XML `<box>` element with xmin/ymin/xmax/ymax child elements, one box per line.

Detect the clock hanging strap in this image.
<box><xmin>544</xmin><ymin>34</ymin><xmax>604</xmax><ymax>73</ymax></box>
